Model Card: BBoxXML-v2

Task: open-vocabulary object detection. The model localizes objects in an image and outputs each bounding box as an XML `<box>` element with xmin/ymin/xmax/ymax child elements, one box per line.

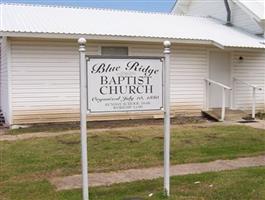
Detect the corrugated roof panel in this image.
<box><xmin>1</xmin><ymin>3</ymin><xmax>265</xmax><ymax>49</ymax></box>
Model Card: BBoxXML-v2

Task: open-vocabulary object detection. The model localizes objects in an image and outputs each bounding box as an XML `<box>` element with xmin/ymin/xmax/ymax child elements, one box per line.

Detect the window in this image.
<box><xmin>101</xmin><ymin>46</ymin><xmax>128</xmax><ymax>56</ymax></box>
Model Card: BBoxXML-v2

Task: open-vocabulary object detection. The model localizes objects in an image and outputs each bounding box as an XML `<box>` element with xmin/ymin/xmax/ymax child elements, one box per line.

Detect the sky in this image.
<box><xmin>1</xmin><ymin>0</ymin><xmax>177</xmax><ymax>12</ymax></box>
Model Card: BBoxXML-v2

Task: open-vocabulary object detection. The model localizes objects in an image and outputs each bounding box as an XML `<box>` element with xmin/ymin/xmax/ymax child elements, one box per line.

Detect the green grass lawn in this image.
<box><xmin>1</xmin><ymin>125</ymin><xmax>265</xmax><ymax>199</ymax></box>
<box><xmin>1</xmin><ymin>167</ymin><xmax>265</xmax><ymax>200</ymax></box>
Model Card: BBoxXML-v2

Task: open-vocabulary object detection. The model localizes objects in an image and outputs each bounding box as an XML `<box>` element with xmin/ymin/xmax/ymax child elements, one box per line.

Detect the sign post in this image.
<box><xmin>78</xmin><ymin>38</ymin><xmax>171</xmax><ymax>200</ymax></box>
<box><xmin>163</xmin><ymin>40</ymin><xmax>171</xmax><ymax>197</ymax></box>
<box><xmin>78</xmin><ymin>38</ymin><xmax>89</xmax><ymax>200</ymax></box>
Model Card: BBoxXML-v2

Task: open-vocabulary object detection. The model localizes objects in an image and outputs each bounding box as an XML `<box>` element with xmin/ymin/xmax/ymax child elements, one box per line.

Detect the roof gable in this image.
<box><xmin>173</xmin><ymin>0</ymin><xmax>265</xmax><ymax>21</ymax></box>
<box><xmin>171</xmin><ymin>0</ymin><xmax>192</xmax><ymax>14</ymax></box>
<box><xmin>235</xmin><ymin>0</ymin><xmax>265</xmax><ymax>21</ymax></box>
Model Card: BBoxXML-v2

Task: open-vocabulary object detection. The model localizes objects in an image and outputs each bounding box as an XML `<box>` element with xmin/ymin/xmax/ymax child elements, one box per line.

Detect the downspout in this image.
<box><xmin>224</xmin><ymin>0</ymin><xmax>232</xmax><ymax>26</ymax></box>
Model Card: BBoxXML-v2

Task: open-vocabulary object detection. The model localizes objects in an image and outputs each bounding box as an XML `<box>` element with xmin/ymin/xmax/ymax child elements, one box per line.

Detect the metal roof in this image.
<box><xmin>0</xmin><ymin>3</ymin><xmax>264</xmax><ymax>49</ymax></box>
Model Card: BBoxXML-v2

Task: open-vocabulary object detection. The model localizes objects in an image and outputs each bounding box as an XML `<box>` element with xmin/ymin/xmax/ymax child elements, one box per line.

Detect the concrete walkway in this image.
<box><xmin>243</xmin><ymin>120</ymin><xmax>265</xmax><ymax>130</ymax></box>
<box><xmin>0</xmin><ymin>129</ymin><xmax>6</xmax><ymax>136</ymax></box>
<box><xmin>50</xmin><ymin>155</ymin><xmax>265</xmax><ymax>191</ymax></box>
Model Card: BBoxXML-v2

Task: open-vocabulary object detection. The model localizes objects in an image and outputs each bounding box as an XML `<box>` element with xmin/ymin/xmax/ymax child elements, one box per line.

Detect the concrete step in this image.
<box><xmin>202</xmin><ymin>110</ymin><xmax>220</xmax><ymax>121</ymax></box>
<box><xmin>202</xmin><ymin>108</ymin><xmax>249</xmax><ymax>122</ymax></box>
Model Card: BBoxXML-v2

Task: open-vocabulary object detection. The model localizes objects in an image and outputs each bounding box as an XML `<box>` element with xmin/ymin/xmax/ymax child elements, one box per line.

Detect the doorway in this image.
<box><xmin>209</xmin><ymin>51</ymin><xmax>231</xmax><ymax>108</ymax></box>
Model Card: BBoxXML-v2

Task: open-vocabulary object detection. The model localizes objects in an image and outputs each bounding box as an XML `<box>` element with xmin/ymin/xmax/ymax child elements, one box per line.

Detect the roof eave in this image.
<box><xmin>0</xmin><ymin>31</ymin><xmax>226</xmax><ymax>48</ymax></box>
<box><xmin>2</xmin><ymin>31</ymin><xmax>264</xmax><ymax>50</ymax></box>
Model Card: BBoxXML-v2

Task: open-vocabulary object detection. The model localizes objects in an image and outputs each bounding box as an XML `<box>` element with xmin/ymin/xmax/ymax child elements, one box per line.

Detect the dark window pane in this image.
<box><xmin>101</xmin><ymin>47</ymin><xmax>128</xmax><ymax>56</ymax></box>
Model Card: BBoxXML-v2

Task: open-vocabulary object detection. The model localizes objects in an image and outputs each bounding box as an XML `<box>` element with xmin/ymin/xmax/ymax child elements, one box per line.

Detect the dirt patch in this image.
<box><xmin>256</xmin><ymin>112</ymin><xmax>265</xmax><ymax>120</ymax></box>
<box><xmin>2</xmin><ymin>122</ymin><xmax>216</xmax><ymax>142</ymax></box>
<box><xmin>0</xmin><ymin>130</ymin><xmax>78</xmax><ymax>142</ymax></box>
<box><xmin>0</xmin><ymin>127</ymin><xmax>8</xmax><ymax>135</ymax></box>
<box><xmin>7</xmin><ymin>116</ymin><xmax>206</xmax><ymax>135</ymax></box>
<box><xmin>57</xmin><ymin>138</ymin><xmax>80</xmax><ymax>145</ymax></box>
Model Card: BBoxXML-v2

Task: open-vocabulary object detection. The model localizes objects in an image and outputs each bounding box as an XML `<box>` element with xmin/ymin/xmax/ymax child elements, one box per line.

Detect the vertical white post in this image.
<box><xmin>230</xmin><ymin>78</ymin><xmax>235</xmax><ymax>109</ymax></box>
<box><xmin>221</xmin><ymin>88</ymin><xmax>226</xmax><ymax>121</ymax></box>
<box><xmin>78</xmin><ymin>38</ymin><xmax>89</xmax><ymax>200</ymax></box>
<box><xmin>252</xmin><ymin>87</ymin><xmax>256</xmax><ymax>119</ymax></box>
<box><xmin>163</xmin><ymin>40</ymin><xmax>171</xmax><ymax>197</ymax></box>
<box><xmin>205</xmin><ymin>80</ymin><xmax>209</xmax><ymax>111</ymax></box>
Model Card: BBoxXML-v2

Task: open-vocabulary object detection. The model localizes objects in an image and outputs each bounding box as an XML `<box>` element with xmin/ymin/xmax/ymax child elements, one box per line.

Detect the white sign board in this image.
<box><xmin>86</xmin><ymin>57</ymin><xmax>163</xmax><ymax>113</ymax></box>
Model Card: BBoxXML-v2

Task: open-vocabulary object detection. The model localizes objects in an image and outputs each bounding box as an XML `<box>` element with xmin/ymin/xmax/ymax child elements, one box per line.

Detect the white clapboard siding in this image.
<box><xmin>0</xmin><ymin>37</ymin><xmax>11</xmax><ymax>124</ymax></box>
<box><xmin>0</xmin><ymin>43</ymin><xmax>1</xmax><ymax>108</ymax></box>
<box><xmin>10</xmin><ymin>39</ymin><xmax>208</xmax><ymax>124</ymax></box>
<box><xmin>232</xmin><ymin>2</ymin><xmax>263</xmax><ymax>34</ymax></box>
<box><xmin>10</xmin><ymin>39</ymin><xmax>99</xmax><ymax>124</ymax></box>
<box><xmin>170</xmin><ymin>47</ymin><xmax>207</xmax><ymax>112</ymax></box>
<box><xmin>232</xmin><ymin>51</ymin><xmax>265</xmax><ymax>111</ymax></box>
<box><xmin>130</xmin><ymin>44</ymin><xmax>208</xmax><ymax>114</ymax></box>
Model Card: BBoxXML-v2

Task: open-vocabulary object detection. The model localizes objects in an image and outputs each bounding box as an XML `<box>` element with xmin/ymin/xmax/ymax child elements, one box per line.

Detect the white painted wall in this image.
<box><xmin>209</xmin><ymin>51</ymin><xmax>231</xmax><ymax>108</ymax></box>
<box><xmin>10</xmin><ymin>38</ymin><xmax>208</xmax><ymax>124</ymax></box>
<box><xmin>232</xmin><ymin>51</ymin><xmax>265</xmax><ymax>111</ymax></box>
<box><xmin>0</xmin><ymin>42</ymin><xmax>1</xmax><ymax>108</ymax></box>
<box><xmin>10</xmin><ymin>39</ymin><xmax>99</xmax><ymax>124</ymax></box>
<box><xmin>9</xmin><ymin>38</ymin><xmax>265</xmax><ymax>124</ymax></box>
<box><xmin>0</xmin><ymin>37</ymin><xmax>11</xmax><ymax>125</ymax></box>
<box><xmin>130</xmin><ymin>44</ymin><xmax>208</xmax><ymax>113</ymax></box>
<box><xmin>231</xmin><ymin>2</ymin><xmax>263</xmax><ymax>35</ymax></box>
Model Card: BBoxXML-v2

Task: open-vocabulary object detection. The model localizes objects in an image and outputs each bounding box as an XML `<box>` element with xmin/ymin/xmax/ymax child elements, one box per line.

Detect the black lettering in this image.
<box><xmin>101</xmin><ymin>76</ymin><xmax>108</xmax><ymax>85</ymax></box>
<box><xmin>99</xmin><ymin>86</ymin><xmax>108</xmax><ymax>95</ymax></box>
<box><xmin>91</xmin><ymin>63</ymin><xmax>105</xmax><ymax>74</ymax></box>
<box><xmin>126</xmin><ymin>61</ymin><xmax>139</xmax><ymax>71</ymax></box>
<box><xmin>129</xmin><ymin>85</ymin><xmax>136</xmax><ymax>94</ymax></box>
<box><xmin>145</xmin><ymin>85</ymin><xmax>153</xmax><ymax>94</ymax></box>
